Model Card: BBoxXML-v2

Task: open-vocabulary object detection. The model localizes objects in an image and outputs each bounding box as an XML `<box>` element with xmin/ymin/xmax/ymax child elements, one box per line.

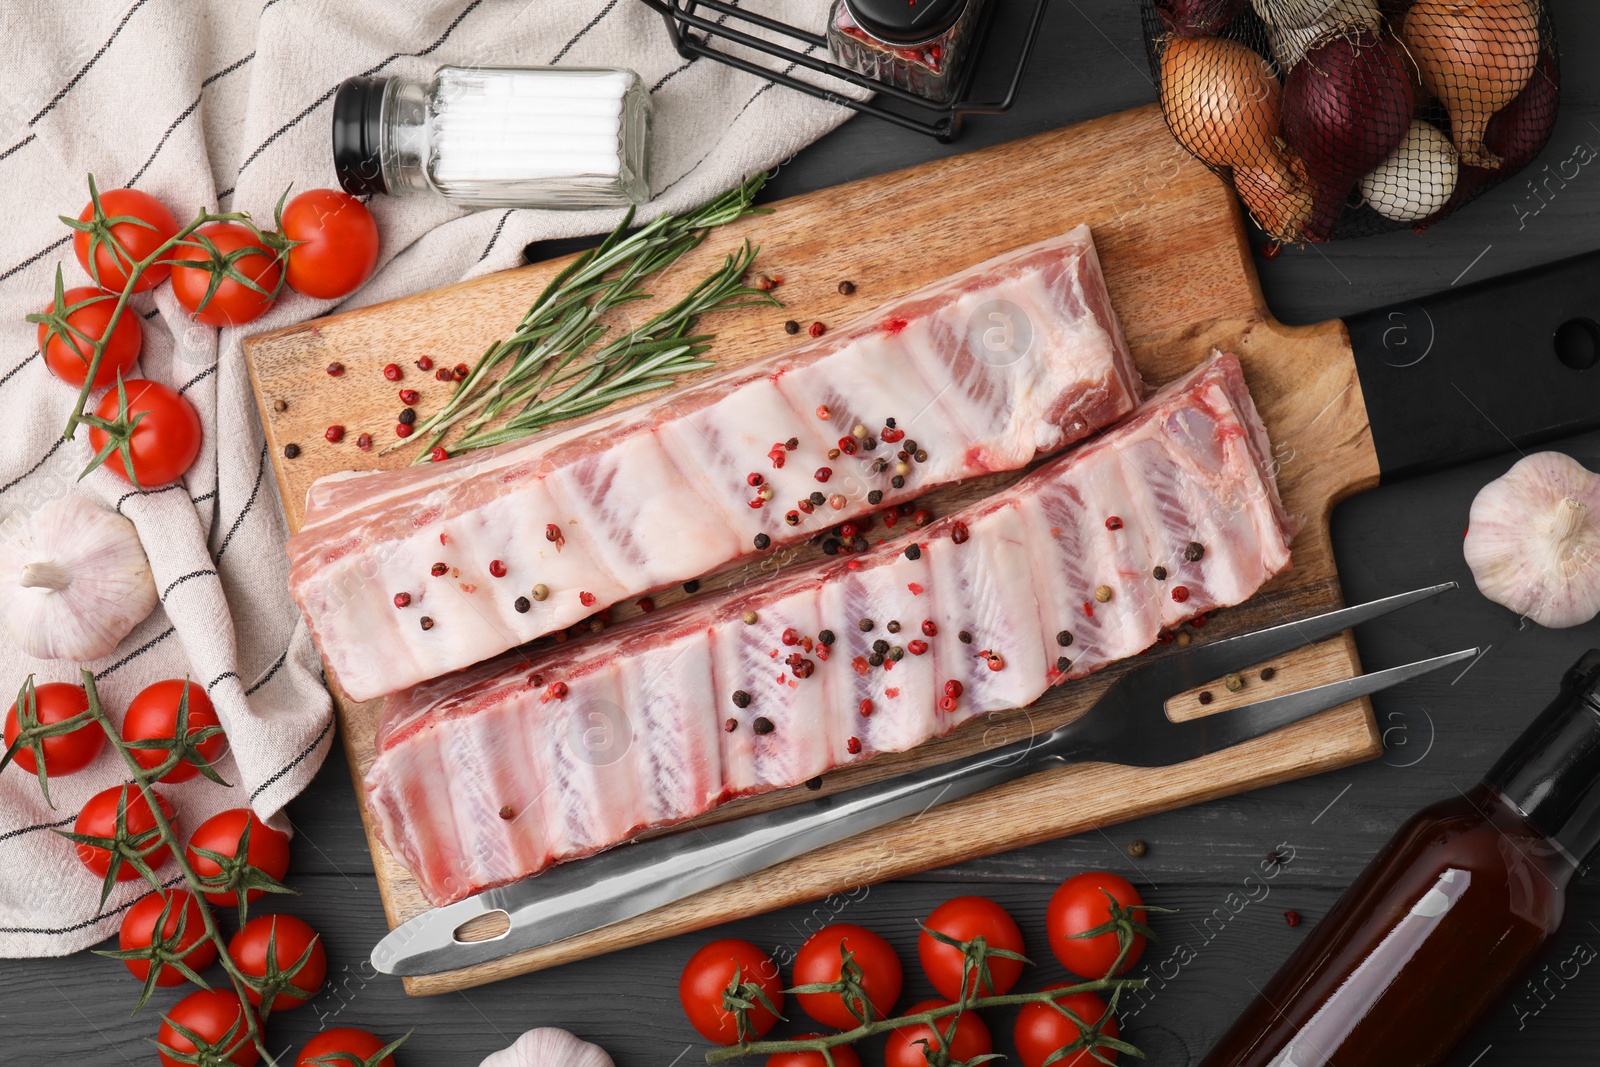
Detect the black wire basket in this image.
<box><xmin>636</xmin><ymin>0</ymin><xmax>1050</xmax><ymax>141</ymax></box>
<box><xmin>1141</xmin><ymin>0</ymin><xmax>1560</xmax><ymax>243</ymax></box>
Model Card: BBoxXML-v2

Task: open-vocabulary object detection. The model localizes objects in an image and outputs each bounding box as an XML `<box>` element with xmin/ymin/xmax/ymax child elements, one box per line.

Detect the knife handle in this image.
<box><xmin>1345</xmin><ymin>248</ymin><xmax>1600</xmax><ymax>483</ymax></box>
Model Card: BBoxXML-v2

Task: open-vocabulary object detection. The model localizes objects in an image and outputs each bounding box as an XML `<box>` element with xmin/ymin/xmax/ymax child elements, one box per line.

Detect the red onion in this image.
<box><xmin>1155</xmin><ymin>0</ymin><xmax>1245</xmax><ymax>36</ymax></box>
<box><xmin>1442</xmin><ymin>49</ymin><xmax>1560</xmax><ymax>217</ymax></box>
<box><xmin>1282</xmin><ymin>30</ymin><xmax>1415</xmax><ymax>240</ymax></box>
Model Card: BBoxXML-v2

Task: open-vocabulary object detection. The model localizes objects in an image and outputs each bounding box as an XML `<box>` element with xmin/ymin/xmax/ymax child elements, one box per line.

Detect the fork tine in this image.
<box><xmin>1188</xmin><ymin>647</ymin><xmax>1480</xmax><ymax>755</ymax></box>
<box><xmin>1155</xmin><ymin>582</ymin><xmax>1459</xmax><ymax>691</ymax></box>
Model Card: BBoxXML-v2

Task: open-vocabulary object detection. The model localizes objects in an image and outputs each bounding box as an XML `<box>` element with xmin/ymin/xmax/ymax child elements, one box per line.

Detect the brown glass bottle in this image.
<box><xmin>1199</xmin><ymin>650</ymin><xmax>1600</xmax><ymax>1067</ymax></box>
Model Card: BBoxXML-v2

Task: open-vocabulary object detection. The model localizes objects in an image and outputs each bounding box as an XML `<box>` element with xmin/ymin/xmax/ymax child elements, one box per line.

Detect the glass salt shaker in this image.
<box><xmin>332</xmin><ymin>66</ymin><xmax>651</xmax><ymax>210</ymax></box>
<box><xmin>826</xmin><ymin>0</ymin><xmax>986</xmax><ymax>104</ymax></box>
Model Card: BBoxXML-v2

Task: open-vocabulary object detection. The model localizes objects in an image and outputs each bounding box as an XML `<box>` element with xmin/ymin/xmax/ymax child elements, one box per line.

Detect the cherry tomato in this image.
<box><xmin>73</xmin><ymin>188</ymin><xmax>179</xmax><ymax>293</ymax></box>
<box><xmin>118</xmin><ymin>889</ymin><xmax>218</xmax><ymax>986</ymax></box>
<box><xmin>792</xmin><ymin>923</ymin><xmax>902</xmax><ymax>1030</ymax></box>
<box><xmin>169</xmin><ymin>222</ymin><xmax>282</xmax><ymax>327</ymax></box>
<box><xmin>74</xmin><ymin>784</ymin><xmax>175</xmax><ymax>879</ymax></box>
<box><xmin>296</xmin><ymin>1028</ymin><xmax>398</xmax><ymax>1067</ymax></box>
<box><xmin>186</xmin><ymin>808</ymin><xmax>292</xmax><ymax>907</ymax></box>
<box><xmin>918</xmin><ymin>895</ymin><xmax>1026</xmax><ymax>1001</ymax></box>
<box><xmin>157</xmin><ymin>989</ymin><xmax>260</xmax><ymax>1067</ymax></box>
<box><xmin>765</xmin><ymin>1038</ymin><xmax>862</xmax><ymax>1067</ymax></box>
<box><xmin>36</xmin><ymin>286</ymin><xmax>143</xmax><ymax>388</ymax></box>
<box><xmin>230</xmin><ymin>913</ymin><xmax>326</xmax><ymax>1011</ymax></box>
<box><xmin>884</xmin><ymin>999</ymin><xmax>991</xmax><ymax>1067</ymax></box>
<box><xmin>679</xmin><ymin>938</ymin><xmax>785</xmax><ymax>1044</ymax></box>
<box><xmin>279</xmin><ymin>189</ymin><xmax>379</xmax><ymax>300</ymax></box>
<box><xmin>88</xmin><ymin>378</ymin><xmax>202</xmax><ymax>487</ymax></box>
<box><xmin>1015</xmin><ymin>987</ymin><xmax>1118</xmax><ymax>1067</ymax></box>
<box><xmin>4</xmin><ymin>680</ymin><xmax>101</xmax><ymax>778</ymax></box>
<box><xmin>122</xmin><ymin>679</ymin><xmax>226</xmax><ymax>783</ymax></box>
<box><xmin>1047</xmin><ymin>872</ymin><xmax>1148</xmax><ymax>977</ymax></box>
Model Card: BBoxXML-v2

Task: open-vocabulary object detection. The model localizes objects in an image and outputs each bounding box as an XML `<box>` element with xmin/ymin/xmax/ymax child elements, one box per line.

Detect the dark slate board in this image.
<box><xmin>5</xmin><ymin>0</ymin><xmax>1600</xmax><ymax>1063</ymax></box>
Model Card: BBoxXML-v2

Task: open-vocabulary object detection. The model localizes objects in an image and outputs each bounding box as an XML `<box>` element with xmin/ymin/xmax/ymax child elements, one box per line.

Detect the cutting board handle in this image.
<box><xmin>1346</xmin><ymin>249</ymin><xmax>1600</xmax><ymax>482</ymax></box>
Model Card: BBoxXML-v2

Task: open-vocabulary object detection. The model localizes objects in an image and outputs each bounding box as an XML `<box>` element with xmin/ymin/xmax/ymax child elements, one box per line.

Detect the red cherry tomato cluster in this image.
<box><xmin>678</xmin><ymin>878</ymin><xmax>1153</xmax><ymax>1067</ymax></box>
<box><xmin>32</xmin><ymin>182</ymin><xmax>380</xmax><ymax>488</ymax></box>
<box><xmin>3</xmin><ymin>673</ymin><xmax>397</xmax><ymax>1065</ymax></box>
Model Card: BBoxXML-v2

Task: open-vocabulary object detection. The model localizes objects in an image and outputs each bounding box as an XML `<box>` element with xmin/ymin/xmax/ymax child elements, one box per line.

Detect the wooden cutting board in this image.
<box><xmin>243</xmin><ymin>103</ymin><xmax>1381</xmax><ymax>995</ymax></box>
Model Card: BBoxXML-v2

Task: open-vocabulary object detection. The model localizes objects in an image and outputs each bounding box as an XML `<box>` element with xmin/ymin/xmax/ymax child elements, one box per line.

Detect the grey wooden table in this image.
<box><xmin>5</xmin><ymin>2</ymin><xmax>1600</xmax><ymax>1063</ymax></box>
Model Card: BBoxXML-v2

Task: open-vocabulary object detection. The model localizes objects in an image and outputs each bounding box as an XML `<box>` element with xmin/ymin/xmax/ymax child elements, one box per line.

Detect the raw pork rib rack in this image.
<box><xmin>286</xmin><ymin>226</ymin><xmax>1141</xmax><ymax>702</ymax></box>
<box><xmin>365</xmin><ymin>355</ymin><xmax>1292</xmax><ymax>907</ymax></box>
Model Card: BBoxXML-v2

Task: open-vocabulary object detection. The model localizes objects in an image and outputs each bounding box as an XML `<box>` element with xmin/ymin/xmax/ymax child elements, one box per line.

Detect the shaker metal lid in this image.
<box><xmin>843</xmin><ymin>0</ymin><xmax>969</xmax><ymax>45</ymax></box>
<box><xmin>331</xmin><ymin>76</ymin><xmax>391</xmax><ymax>196</ymax></box>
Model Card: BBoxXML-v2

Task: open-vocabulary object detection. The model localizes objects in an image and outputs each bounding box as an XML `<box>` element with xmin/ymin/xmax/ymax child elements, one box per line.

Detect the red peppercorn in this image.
<box><xmin>829</xmin><ymin>494</ymin><xmax>847</xmax><ymax>511</ymax></box>
<box><xmin>325</xmin><ymin>362</ymin><xmax>344</xmax><ymax>377</ymax></box>
<box><xmin>1105</xmin><ymin>516</ymin><xmax>1124</xmax><ymax>531</ymax></box>
<box><xmin>579</xmin><ymin>591</ymin><xmax>596</xmax><ymax>607</ymax></box>
<box><xmin>846</xmin><ymin>736</ymin><xmax>862</xmax><ymax>755</ymax></box>
<box><xmin>725</xmin><ymin>718</ymin><xmax>738</xmax><ymax>733</ymax></box>
<box><xmin>768</xmin><ymin>447</ymin><xmax>787</xmax><ymax>470</ymax></box>
<box><xmin>747</xmin><ymin>473</ymin><xmax>764</xmax><ymax>487</ymax></box>
<box><xmin>908</xmin><ymin>639</ymin><xmax>928</xmax><ymax>656</ymax></box>
<box><xmin>809</xmin><ymin>321</ymin><xmax>826</xmax><ymax>338</ymax></box>
<box><xmin>921</xmin><ymin>620</ymin><xmax>938</xmax><ymax>637</ymax></box>
<box><xmin>489</xmin><ymin>560</ymin><xmax>507</xmax><ymax>578</ymax></box>
<box><xmin>748</xmin><ymin>498</ymin><xmax>764</xmax><ymax>509</ymax></box>
<box><xmin>324</xmin><ymin>425</ymin><xmax>345</xmax><ymax>443</ymax></box>
<box><xmin>393</xmin><ymin>592</ymin><xmax>412</xmax><ymax>608</ymax></box>
<box><xmin>395</xmin><ymin>423</ymin><xmax>413</xmax><ymax>438</ymax></box>
<box><xmin>453</xmin><ymin>363</ymin><xmax>470</xmax><ymax>380</ymax></box>
<box><xmin>399</xmin><ymin>388</ymin><xmax>420</xmax><ymax>404</ymax></box>
<box><xmin>883</xmin><ymin>510</ymin><xmax>899</xmax><ymax>527</ymax></box>
<box><xmin>839</xmin><ymin>523</ymin><xmax>858</xmax><ymax>539</ymax></box>
<box><xmin>546</xmin><ymin>524</ymin><xmax>564</xmax><ymax>546</ymax></box>
<box><xmin>356</xmin><ymin>433</ymin><xmax>373</xmax><ymax>451</ymax></box>
<box><xmin>859</xmin><ymin>699</ymin><xmax>874</xmax><ymax>717</ymax></box>
<box><xmin>880</xmin><ymin>427</ymin><xmax>904</xmax><ymax>443</ymax></box>
<box><xmin>417</xmin><ymin>356</ymin><xmax>434</xmax><ymax>371</ymax></box>
<box><xmin>383</xmin><ymin>363</ymin><xmax>402</xmax><ymax>381</ymax></box>
<box><xmin>798</xmin><ymin>499</ymin><xmax>815</xmax><ymax>514</ymax></box>
<box><xmin>1172</xmin><ymin>586</ymin><xmax>1191</xmax><ymax>603</ymax></box>
<box><xmin>638</xmin><ymin>597</ymin><xmax>656</xmax><ymax>613</ymax></box>
<box><xmin>781</xmin><ymin>628</ymin><xmax>799</xmax><ymax>646</ymax></box>
<box><xmin>939</xmin><ymin>696</ymin><xmax>958</xmax><ymax>712</ymax></box>
<box><xmin>435</xmin><ymin>368</ymin><xmax>453</xmax><ymax>382</ymax></box>
<box><xmin>1284</xmin><ymin>910</ymin><xmax>1301</xmax><ymax>927</ymax></box>
<box><xmin>912</xmin><ymin>509</ymin><xmax>932</xmax><ymax>528</ymax></box>
<box><xmin>548</xmin><ymin>682</ymin><xmax>569</xmax><ymax>700</ymax></box>
<box><xmin>430</xmin><ymin>562</ymin><xmax>448</xmax><ymax>577</ymax></box>
<box><xmin>816</xmin><ymin>405</ymin><xmax>831</xmax><ymax>420</ymax></box>
<box><xmin>837</xmin><ymin>437</ymin><xmax>857</xmax><ymax>456</ymax></box>
<box><xmin>944</xmin><ymin>680</ymin><xmax>964</xmax><ymax>698</ymax></box>
<box><xmin>951</xmin><ymin>522</ymin><xmax>969</xmax><ymax>545</ymax></box>
<box><xmin>1190</xmin><ymin>612</ymin><xmax>1209</xmax><ymax>628</ymax></box>
<box><xmin>1262</xmin><ymin>241</ymin><xmax>1283</xmax><ymax>261</ymax></box>
<box><xmin>793</xmin><ymin>659</ymin><xmax>816</xmax><ymax>679</ymax></box>
<box><xmin>815</xmin><ymin>467</ymin><xmax>832</xmax><ymax>483</ymax></box>
<box><xmin>429</xmin><ymin>446</ymin><xmax>448</xmax><ymax>463</ymax></box>
<box><xmin>983</xmin><ymin>651</ymin><xmax>1006</xmax><ymax>672</ymax></box>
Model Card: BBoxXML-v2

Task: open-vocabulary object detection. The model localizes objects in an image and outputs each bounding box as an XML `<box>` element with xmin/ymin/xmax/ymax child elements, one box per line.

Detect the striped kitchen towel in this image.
<box><xmin>0</xmin><ymin>0</ymin><xmax>852</xmax><ymax>958</ymax></box>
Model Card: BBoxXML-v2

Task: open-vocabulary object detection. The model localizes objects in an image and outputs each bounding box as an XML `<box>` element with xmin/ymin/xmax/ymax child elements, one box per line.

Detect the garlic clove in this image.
<box><xmin>0</xmin><ymin>493</ymin><xmax>159</xmax><ymax>661</ymax></box>
<box><xmin>1464</xmin><ymin>452</ymin><xmax>1600</xmax><ymax>629</ymax></box>
<box><xmin>479</xmin><ymin>1028</ymin><xmax>616</xmax><ymax>1067</ymax></box>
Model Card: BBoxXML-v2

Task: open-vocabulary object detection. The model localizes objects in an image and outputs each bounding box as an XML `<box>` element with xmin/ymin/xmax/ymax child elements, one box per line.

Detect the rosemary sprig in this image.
<box><xmin>402</xmin><ymin>173</ymin><xmax>774</xmax><ymax>460</ymax></box>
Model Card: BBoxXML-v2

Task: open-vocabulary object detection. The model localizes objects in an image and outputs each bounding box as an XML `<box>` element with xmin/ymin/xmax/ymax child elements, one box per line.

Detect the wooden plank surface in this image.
<box><xmin>241</xmin><ymin>103</ymin><xmax>1387</xmax><ymax>994</ymax></box>
<box><xmin>15</xmin><ymin>0</ymin><xmax>1600</xmax><ymax>1063</ymax></box>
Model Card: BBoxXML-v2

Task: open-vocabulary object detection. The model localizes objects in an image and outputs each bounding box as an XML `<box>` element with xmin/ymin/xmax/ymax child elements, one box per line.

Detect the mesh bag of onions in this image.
<box><xmin>1142</xmin><ymin>0</ymin><xmax>1559</xmax><ymax>243</ymax></box>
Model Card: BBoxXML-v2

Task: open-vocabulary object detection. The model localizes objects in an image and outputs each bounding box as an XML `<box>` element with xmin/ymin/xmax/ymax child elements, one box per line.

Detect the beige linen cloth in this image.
<box><xmin>0</xmin><ymin>0</ymin><xmax>851</xmax><ymax>957</ymax></box>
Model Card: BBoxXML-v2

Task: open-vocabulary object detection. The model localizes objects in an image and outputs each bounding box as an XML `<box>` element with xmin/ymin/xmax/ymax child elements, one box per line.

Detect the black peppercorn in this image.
<box><xmin>753</xmin><ymin>533</ymin><xmax>771</xmax><ymax>550</ymax></box>
<box><xmin>886</xmin><ymin>620</ymin><xmax>901</xmax><ymax>634</ymax></box>
<box><xmin>1199</xmin><ymin>691</ymin><xmax>1214</xmax><ymax>705</ymax></box>
<box><xmin>914</xmin><ymin>449</ymin><xmax>928</xmax><ymax>463</ymax></box>
<box><xmin>752</xmin><ymin>716</ymin><xmax>775</xmax><ymax>735</ymax></box>
<box><xmin>1056</xmin><ymin>656</ymin><xmax>1072</xmax><ymax>672</ymax></box>
<box><xmin>822</xmin><ymin>539</ymin><xmax>840</xmax><ymax>556</ymax></box>
<box><xmin>859</xmin><ymin>618</ymin><xmax>874</xmax><ymax>632</ymax></box>
<box><xmin>867</xmin><ymin>652</ymin><xmax>884</xmax><ymax>667</ymax></box>
<box><xmin>810</xmin><ymin>492</ymin><xmax>827</xmax><ymax>506</ymax></box>
<box><xmin>805</xmin><ymin>776</ymin><xmax>823</xmax><ymax>790</ymax></box>
<box><xmin>903</xmin><ymin>439</ymin><xmax>918</xmax><ymax>454</ymax></box>
<box><xmin>398</xmin><ymin>407</ymin><xmax>417</xmax><ymax>425</ymax></box>
<box><xmin>1261</xmin><ymin>667</ymin><xmax>1278</xmax><ymax>681</ymax></box>
<box><xmin>868</xmin><ymin>489</ymin><xmax>883</xmax><ymax>505</ymax></box>
<box><xmin>283</xmin><ymin>443</ymin><xmax>301</xmax><ymax>459</ymax></box>
<box><xmin>872</xmin><ymin>639</ymin><xmax>889</xmax><ymax>655</ymax></box>
<box><xmin>885</xmin><ymin>418</ymin><xmax>897</xmax><ymax>428</ymax></box>
<box><xmin>683</xmin><ymin>579</ymin><xmax>700</xmax><ymax>594</ymax></box>
<box><xmin>732</xmin><ymin>690</ymin><xmax>752</xmax><ymax>708</ymax></box>
<box><xmin>891</xmin><ymin>475</ymin><xmax>906</xmax><ymax>489</ymax></box>
<box><xmin>420</xmin><ymin>616</ymin><xmax>434</xmax><ymax>631</ymax></box>
<box><xmin>904</xmin><ymin>543</ymin><xmax>922</xmax><ymax>561</ymax></box>
<box><xmin>818</xmin><ymin>629</ymin><xmax>835</xmax><ymax>646</ymax></box>
<box><xmin>838</xmin><ymin>280</ymin><xmax>855</xmax><ymax>295</ymax></box>
<box><xmin>784</xmin><ymin>320</ymin><xmax>800</xmax><ymax>335</ymax></box>
<box><xmin>1056</xmin><ymin>630</ymin><xmax>1074</xmax><ymax>647</ymax></box>
<box><xmin>1153</xmin><ymin>566</ymin><xmax>1168</xmax><ymax>581</ymax></box>
<box><xmin>786</xmin><ymin>437</ymin><xmax>800</xmax><ymax>450</ymax></box>
<box><xmin>514</xmin><ymin>596</ymin><xmax>531</xmax><ymax>613</ymax></box>
<box><xmin>959</xmin><ymin>630</ymin><xmax>973</xmax><ymax>643</ymax></box>
<box><xmin>1185</xmin><ymin>541</ymin><xmax>1206</xmax><ymax>562</ymax></box>
<box><xmin>887</xmin><ymin>646</ymin><xmax>904</xmax><ymax>661</ymax></box>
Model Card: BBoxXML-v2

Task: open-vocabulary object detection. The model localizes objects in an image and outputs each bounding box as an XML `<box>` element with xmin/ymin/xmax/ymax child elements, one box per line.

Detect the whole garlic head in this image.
<box><xmin>0</xmin><ymin>493</ymin><xmax>158</xmax><ymax>660</ymax></box>
<box><xmin>1464</xmin><ymin>452</ymin><xmax>1600</xmax><ymax>628</ymax></box>
<box><xmin>480</xmin><ymin>1028</ymin><xmax>615</xmax><ymax>1067</ymax></box>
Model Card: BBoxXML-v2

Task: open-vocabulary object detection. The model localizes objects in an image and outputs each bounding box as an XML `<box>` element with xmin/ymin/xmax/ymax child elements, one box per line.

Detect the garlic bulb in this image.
<box><xmin>1359</xmin><ymin>120</ymin><xmax>1459</xmax><ymax>222</ymax></box>
<box><xmin>1263</xmin><ymin>0</ymin><xmax>1380</xmax><ymax>69</ymax></box>
<box><xmin>479</xmin><ymin>1028</ymin><xmax>616</xmax><ymax>1067</ymax></box>
<box><xmin>1464</xmin><ymin>452</ymin><xmax>1600</xmax><ymax>628</ymax></box>
<box><xmin>0</xmin><ymin>494</ymin><xmax>158</xmax><ymax>660</ymax></box>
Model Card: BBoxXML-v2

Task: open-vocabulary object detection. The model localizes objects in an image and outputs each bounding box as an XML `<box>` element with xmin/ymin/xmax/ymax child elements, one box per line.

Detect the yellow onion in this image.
<box><xmin>1403</xmin><ymin>0</ymin><xmax>1541</xmax><ymax>168</ymax></box>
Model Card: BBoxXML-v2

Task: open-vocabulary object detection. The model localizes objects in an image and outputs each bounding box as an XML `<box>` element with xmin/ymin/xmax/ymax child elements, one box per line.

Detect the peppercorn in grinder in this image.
<box><xmin>1199</xmin><ymin>650</ymin><xmax>1600</xmax><ymax>1067</ymax></box>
